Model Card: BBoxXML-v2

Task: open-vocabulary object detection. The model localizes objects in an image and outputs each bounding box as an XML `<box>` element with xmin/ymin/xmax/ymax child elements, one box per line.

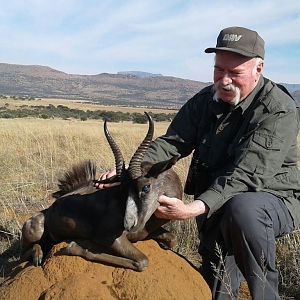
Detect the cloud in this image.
<box><xmin>0</xmin><ymin>0</ymin><xmax>299</xmax><ymax>82</ymax></box>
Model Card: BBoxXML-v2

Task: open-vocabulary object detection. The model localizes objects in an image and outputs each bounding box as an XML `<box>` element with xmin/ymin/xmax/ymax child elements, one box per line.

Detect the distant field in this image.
<box><xmin>0</xmin><ymin>97</ymin><xmax>178</xmax><ymax>114</ymax></box>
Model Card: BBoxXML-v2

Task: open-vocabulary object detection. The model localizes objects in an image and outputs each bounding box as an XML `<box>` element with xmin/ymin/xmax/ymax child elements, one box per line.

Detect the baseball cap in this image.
<box><xmin>205</xmin><ymin>26</ymin><xmax>265</xmax><ymax>59</ymax></box>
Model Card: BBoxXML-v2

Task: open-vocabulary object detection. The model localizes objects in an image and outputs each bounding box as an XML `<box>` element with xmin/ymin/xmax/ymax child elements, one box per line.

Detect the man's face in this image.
<box><xmin>213</xmin><ymin>51</ymin><xmax>263</xmax><ymax>106</ymax></box>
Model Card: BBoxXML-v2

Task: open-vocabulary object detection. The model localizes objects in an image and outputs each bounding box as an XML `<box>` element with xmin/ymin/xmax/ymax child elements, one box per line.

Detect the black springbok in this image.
<box><xmin>21</xmin><ymin>113</ymin><xmax>182</xmax><ymax>271</ymax></box>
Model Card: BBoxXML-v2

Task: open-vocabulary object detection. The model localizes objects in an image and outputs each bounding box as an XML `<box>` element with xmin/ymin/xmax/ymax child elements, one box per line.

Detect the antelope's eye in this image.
<box><xmin>142</xmin><ymin>184</ymin><xmax>151</xmax><ymax>193</ymax></box>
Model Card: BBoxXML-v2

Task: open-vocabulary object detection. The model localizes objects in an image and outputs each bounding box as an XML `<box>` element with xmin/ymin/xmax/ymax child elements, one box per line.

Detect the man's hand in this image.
<box><xmin>155</xmin><ymin>196</ymin><xmax>189</xmax><ymax>220</ymax></box>
<box><xmin>94</xmin><ymin>169</ymin><xmax>120</xmax><ymax>189</ymax></box>
<box><xmin>155</xmin><ymin>195</ymin><xmax>209</xmax><ymax>220</ymax></box>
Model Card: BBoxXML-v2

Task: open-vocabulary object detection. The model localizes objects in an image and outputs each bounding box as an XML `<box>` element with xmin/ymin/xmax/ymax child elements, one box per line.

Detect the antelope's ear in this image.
<box><xmin>146</xmin><ymin>155</ymin><xmax>180</xmax><ymax>178</ymax></box>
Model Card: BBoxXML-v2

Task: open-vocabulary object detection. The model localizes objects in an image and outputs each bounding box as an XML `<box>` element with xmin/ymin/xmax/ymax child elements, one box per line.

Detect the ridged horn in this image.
<box><xmin>104</xmin><ymin>120</ymin><xmax>125</xmax><ymax>178</ymax></box>
<box><xmin>128</xmin><ymin>112</ymin><xmax>154</xmax><ymax>179</ymax></box>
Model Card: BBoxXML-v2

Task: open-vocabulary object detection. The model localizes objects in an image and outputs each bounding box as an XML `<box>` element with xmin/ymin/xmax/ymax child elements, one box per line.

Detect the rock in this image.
<box><xmin>0</xmin><ymin>240</ymin><xmax>211</xmax><ymax>300</ymax></box>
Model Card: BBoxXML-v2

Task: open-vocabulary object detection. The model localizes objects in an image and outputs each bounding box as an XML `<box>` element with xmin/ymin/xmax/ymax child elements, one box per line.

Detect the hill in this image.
<box><xmin>0</xmin><ymin>63</ymin><xmax>299</xmax><ymax>108</ymax></box>
<box><xmin>281</xmin><ymin>83</ymin><xmax>300</xmax><ymax>105</ymax></box>
<box><xmin>117</xmin><ymin>71</ymin><xmax>162</xmax><ymax>78</ymax></box>
<box><xmin>0</xmin><ymin>63</ymin><xmax>207</xmax><ymax>109</ymax></box>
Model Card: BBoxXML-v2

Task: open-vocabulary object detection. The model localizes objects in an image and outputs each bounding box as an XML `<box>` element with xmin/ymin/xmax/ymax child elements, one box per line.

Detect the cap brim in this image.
<box><xmin>205</xmin><ymin>47</ymin><xmax>257</xmax><ymax>58</ymax></box>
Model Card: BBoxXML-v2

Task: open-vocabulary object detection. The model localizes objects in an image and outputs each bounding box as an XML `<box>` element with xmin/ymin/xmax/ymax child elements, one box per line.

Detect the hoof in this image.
<box><xmin>68</xmin><ymin>241</ymin><xmax>78</xmax><ymax>248</ymax></box>
<box><xmin>63</xmin><ymin>241</ymin><xmax>85</xmax><ymax>257</ymax></box>
<box><xmin>32</xmin><ymin>254</ymin><xmax>43</xmax><ymax>266</ymax></box>
<box><xmin>156</xmin><ymin>234</ymin><xmax>177</xmax><ymax>250</ymax></box>
<box><xmin>32</xmin><ymin>244</ymin><xmax>43</xmax><ymax>266</ymax></box>
<box><xmin>134</xmin><ymin>258</ymin><xmax>149</xmax><ymax>272</ymax></box>
<box><xmin>61</xmin><ymin>241</ymin><xmax>77</xmax><ymax>255</ymax></box>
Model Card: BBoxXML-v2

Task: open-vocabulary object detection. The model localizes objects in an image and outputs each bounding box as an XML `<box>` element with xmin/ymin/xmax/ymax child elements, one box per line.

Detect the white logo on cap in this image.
<box><xmin>223</xmin><ymin>34</ymin><xmax>242</xmax><ymax>42</ymax></box>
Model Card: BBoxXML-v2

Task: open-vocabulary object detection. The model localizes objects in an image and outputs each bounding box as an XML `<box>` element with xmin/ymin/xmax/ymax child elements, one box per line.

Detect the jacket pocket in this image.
<box><xmin>236</xmin><ymin>132</ymin><xmax>283</xmax><ymax>175</ymax></box>
<box><xmin>252</xmin><ymin>132</ymin><xmax>282</xmax><ymax>151</ymax></box>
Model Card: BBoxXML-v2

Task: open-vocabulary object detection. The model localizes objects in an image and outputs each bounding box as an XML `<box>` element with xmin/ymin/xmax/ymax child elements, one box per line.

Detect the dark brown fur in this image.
<box><xmin>21</xmin><ymin>158</ymin><xmax>182</xmax><ymax>271</ymax></box>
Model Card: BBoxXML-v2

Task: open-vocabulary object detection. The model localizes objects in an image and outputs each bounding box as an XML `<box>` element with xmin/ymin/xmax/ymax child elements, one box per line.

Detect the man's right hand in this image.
<box><xmin>94</xmin><ymin>169</ymin><xmax>120</xmax><ymax>189</ymax></box>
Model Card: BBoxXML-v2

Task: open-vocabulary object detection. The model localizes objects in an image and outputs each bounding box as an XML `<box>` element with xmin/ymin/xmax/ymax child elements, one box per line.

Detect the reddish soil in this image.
<box><xmin>0</xmin><ymin>240</ymin><xmax>211</xmax><ymax>300</ymax></box>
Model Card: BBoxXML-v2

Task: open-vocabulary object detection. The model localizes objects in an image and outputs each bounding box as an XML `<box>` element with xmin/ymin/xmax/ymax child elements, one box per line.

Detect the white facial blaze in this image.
<box><xmin>124</xmin><ymin>193</ymin><xmax>138</xmax><ymax>231</ymax></box>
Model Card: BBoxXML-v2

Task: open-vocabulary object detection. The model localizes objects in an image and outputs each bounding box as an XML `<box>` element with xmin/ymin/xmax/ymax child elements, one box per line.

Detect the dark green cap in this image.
<box><xmin>205</xmin><ymin>26</ymin><xmax>265</xmax><ymax>59</ymax></box>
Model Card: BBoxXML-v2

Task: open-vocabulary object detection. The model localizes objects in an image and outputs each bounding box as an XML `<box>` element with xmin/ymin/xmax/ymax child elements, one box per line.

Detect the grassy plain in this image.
<box><xmin>0</xmin><ymin>97</ymin><xmax>178</xmax><ymax>113</ymax></box>
<box><xmin>0</xmin><ymin>118</ymin><xmax>197</xmax><ymax>274</ymax></box>
<box><xmin>0</xmin><ymin>115</ymin><xmax>299</xmax><ymax>298</ymax></box>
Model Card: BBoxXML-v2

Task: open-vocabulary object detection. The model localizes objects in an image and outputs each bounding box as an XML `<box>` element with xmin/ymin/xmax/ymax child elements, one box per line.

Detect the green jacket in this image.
<box><xmin>144</xmin><ymin>77</ymin><xmax>300</xmax><ymax>227</ymax></box>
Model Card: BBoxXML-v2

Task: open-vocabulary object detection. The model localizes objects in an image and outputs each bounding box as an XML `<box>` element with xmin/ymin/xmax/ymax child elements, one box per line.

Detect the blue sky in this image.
<box><xmin>0</xmin><ymin>0</ymin><xmax>299</xmax><ymax>83</ymax></box>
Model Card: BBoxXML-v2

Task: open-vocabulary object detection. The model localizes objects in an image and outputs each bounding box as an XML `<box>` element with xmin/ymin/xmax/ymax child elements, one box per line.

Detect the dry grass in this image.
<box><xmin>276</xmin><ymin>231</ymin><xmax>300</xmax><ymax>298</ymax></box>
<box><xmin>0</xmin><ymin>118</ymin><xmax>299</xmax><ymax>298</ymax></box>
<box><xmin>0</xmin><ymin>118</ymin><xmax>196</xmax><ymax>279</ymax></box>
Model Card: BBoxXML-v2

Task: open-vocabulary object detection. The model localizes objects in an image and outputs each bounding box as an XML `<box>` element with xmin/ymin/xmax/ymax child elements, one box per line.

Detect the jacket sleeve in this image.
<box><xmin>144</xmin><ymin>93</ymin><xmax>207</xmax><ymax>162</ymax></box>
<box><xmin>199</xmin><ymin>98</ymin><xmax>299</xmax><ymax>217</ymax></box>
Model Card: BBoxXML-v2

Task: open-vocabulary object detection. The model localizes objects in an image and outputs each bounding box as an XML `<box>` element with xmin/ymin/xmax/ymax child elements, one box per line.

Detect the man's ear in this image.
<box><xmin>257</xmin><ymin>61</ymin><xmax>264</xmax><ymax>74</ymax></box>
<box><xmin>255</xmin><ymin>60</ymin><xmax>264</xmax><ymax>79</ymax></box>
<box><xmin>146</xmin><ymin>155</ymin><xmax>180</xmax><ymax>178</ymax></box>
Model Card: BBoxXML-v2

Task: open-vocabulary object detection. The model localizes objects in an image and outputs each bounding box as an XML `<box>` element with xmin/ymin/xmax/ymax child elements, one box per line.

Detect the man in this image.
<box><xmin>99</xmin><ymin>27</ymin><xmax>300</xmax><ymax>299</ymax></box>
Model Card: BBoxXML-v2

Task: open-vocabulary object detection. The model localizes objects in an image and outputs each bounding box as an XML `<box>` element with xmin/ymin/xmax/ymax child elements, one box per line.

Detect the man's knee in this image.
<box><xmin>224</xmin><ymin>192</ymin><xmax>261</xmax><ymax>218</ymax></box>
<box><xmin>222</xmin><ymin>192</ymin><xmax>273</xmax><ymax>236</ymax></box>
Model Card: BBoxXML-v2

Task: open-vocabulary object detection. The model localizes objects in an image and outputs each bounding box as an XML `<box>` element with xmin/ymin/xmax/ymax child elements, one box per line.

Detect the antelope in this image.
<box><xmin>21</xmin><ymin>113</ymin><xmax>182</xmax><ymax>271</ymax></box>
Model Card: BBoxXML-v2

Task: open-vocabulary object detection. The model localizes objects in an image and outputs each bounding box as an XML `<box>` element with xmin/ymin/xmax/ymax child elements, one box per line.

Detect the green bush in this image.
<box><xmin>0</xmin><ymin>104</ymin><xmax>175</xmax><ymax>123</ymax></box>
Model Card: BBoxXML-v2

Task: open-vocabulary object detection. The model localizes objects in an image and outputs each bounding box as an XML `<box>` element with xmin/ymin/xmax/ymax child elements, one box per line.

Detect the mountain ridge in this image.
<box><xmin>0</xmin><ymin>63</ymin><xmax>299</xmax><ymax>108</ymax></box>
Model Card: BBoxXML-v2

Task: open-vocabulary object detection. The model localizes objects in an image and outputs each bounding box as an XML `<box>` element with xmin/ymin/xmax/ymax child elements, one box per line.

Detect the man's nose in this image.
<box><xmin>220</xmin><ymin>73</ymin><xmax>232</xmax><ymax>85</ymax></box>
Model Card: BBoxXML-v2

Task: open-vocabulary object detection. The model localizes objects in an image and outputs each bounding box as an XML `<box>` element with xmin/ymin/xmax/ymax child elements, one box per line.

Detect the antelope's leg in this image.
<box><xmin>127</xmin><ymin>215</ymin><xmax>177</xmax><ymax>249</ymax></box>
<box><xmin>21</xmin><ymin>212</ymin><xmax>45</xmax><ymax>266</ymax></box>
<box><xmin>127</xmin><ymin>214</ymin><xmax>168</xmax><ymax>242</ymax></box>
<box><xmin>21</xmin><ymin>244</ymin><xmax>43</xmax><ymax>266</ymax></box>
<box><xmin>148</xmin><ymin>227</ymin><xmax>177</xmax><ymax>249</ymax></box>
<box><xmin>63</xmin><ymin>233</ymin><xmax>149</xmax><ymax>272</ymax></box>
<box><xmin>145</xmin><ymin>215</ymin><xmax>177</xmax><ymax>248</ymax></box>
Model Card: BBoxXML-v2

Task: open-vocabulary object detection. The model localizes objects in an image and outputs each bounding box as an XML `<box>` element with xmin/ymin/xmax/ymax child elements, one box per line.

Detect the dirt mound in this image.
<box><xmin>0</xmin><ymin>240</ymin><xmax>211</xmax><ymax>300</ymax></box>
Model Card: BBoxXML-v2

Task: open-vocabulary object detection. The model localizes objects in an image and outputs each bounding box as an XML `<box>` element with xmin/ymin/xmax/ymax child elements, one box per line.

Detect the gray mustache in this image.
<box><xmin>219</xmin><ymin>84</ymin><xmax>236</xmax><ymax>91</ymax></box>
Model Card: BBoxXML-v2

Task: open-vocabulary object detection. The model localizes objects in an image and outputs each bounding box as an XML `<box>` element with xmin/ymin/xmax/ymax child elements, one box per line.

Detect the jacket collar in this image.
<box><xmin>235</xmin><ymin>76</ymin><xmax>265</xmax><ymax>113</ymax></box>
